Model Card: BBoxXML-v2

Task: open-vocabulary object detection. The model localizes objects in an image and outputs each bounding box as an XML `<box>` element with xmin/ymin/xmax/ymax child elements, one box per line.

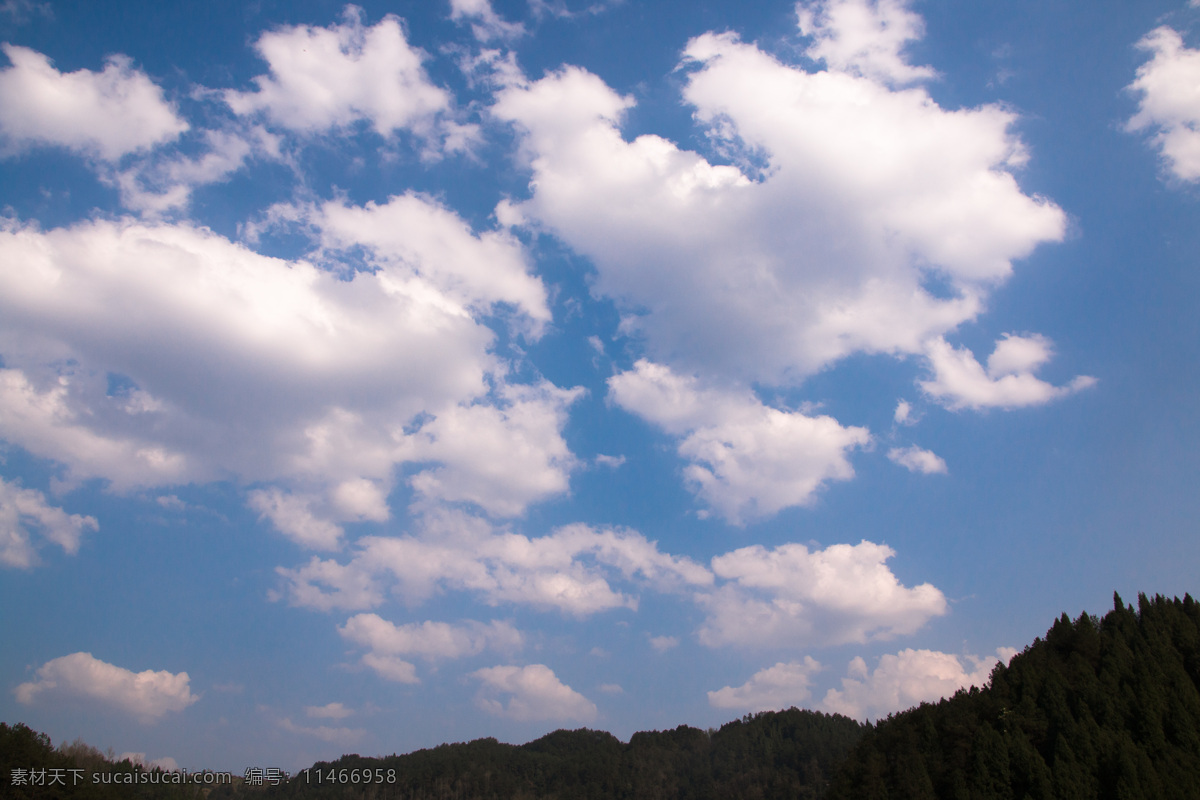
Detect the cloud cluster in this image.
<box><xmin>920</xmin><ymin>334</ymin><xmax>1095</xmax><ymax>411</ymax></box>
<box><xmin>339</xmin><ymin>614</ymin><xmax>523</xmax><ymax>683</ymax></box>
<box><xmin>277</xmin><ymin>513</ymin><xmax>712</xmax><ymax>614</ymax></box>
<box><xmin>15</xmin><ymin>652</ymin><xmax>198</xmax><ymax>723</ymax></box>
<box><xmin>0</xmin><ymin>192</ymin><xmax>574</xmax><ymax>544</ymax></box>
<box><xmin>696</xmin><ymin>541</ymin><xmax>947</xmax><ymax>648</ymax></box>
<box><xmin>0</xmin><ymin>44</ymin><xmax>186</xmax><ymax>160</ymax></box>
<box><xmin>494</xmin><ymin>19</ymin><xmax>1064</xmax><ymax>387</ymax></box>
<box><xmin>472</xmin><ymin>664</ymin><xmax>596</xmax><ymax>722</ymax></box>
<box><xmin>224</xmin><ymin>7</ymin><xmax>458</xmax><ymax>145</ymax></box>
<box><xmin>0</xmin><ymin>476</ymin><xmax>98</xmax><ymax>568</ymax></box>
<box><xmin>609</xmin><ymin>360</ymin><xmax>869</xmax><ymax>523</ymax></box>
<box><xmin>708</xmin><ymin>646</ymin><xmax>1015</xmax><ymax>719</ymax></box>
<box><xmin>821</xmin><ymin>647</ymin><xmax>1015</xmax><ymax>720</ymax></box>
<box><xmin>1127</xmin><ymin>26</ymin><xmax>1200</xmax><ymax>182</ymax></box>
<box><xmin>707</xmin><ymin>657</ymin><xmax>822</xmax><ymax>711</ymax></box>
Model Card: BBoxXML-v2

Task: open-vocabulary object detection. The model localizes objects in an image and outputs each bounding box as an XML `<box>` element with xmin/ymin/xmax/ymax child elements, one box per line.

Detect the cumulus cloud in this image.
<box><xmin>887</xmin><ymin>445</ymin><xmax>947</xmax><ymax>475</ymax></box>
<box><xmin>609</xmin><ymin>360</ymin><xmax>869</xmax><ymax>523</ymax></box>
<box><xmin>920</xmin><ymin>334</ymin><xmax>1096</xmax><ymax>411</ymax></box>
<box><xmin>1127</xmin><ymin>26</ymin><xmax>1200</xmax><ymax>182</ymax></box>
<box><xmin>249</xmin><ymin>489</ymin><xmax>344</xmax><ymax>550</ymax></box>
<box><xmin>340</xmin><ymin>614</ymin><xmax>522</xmax><ymax>681</ymax></box>
<box><xmin>225</xmin><ymin>6</ymin><xmax>456</xmax><ymax>144</ymax></box>
<box><xmin>821</xmin><ymin>647</ymin><xmax>1010</xmax><ymax>720</ymax></box>
<box><xmin>707</xmin><ymin>657</ymin><xmax>823</xmax><ymax>711</ymax></box>
<box><xmin>697</xmin><ymin>540</ymin><xmax>947</xmax><ymax>648</ymax></box>
<box><xmin>0</xmin><ymin>197</ymin><xmax>575</xmax><ymax>534</ymax></box>
<box><xmin>472</xmin><ymin>664</ymin><xmax>597</xmax><ymax>722</ymax></box>
<box><xmin>450</xmin><ymin>0</ymin><xmax>525</xmax><ymax>42</ymax></box>
<box><xmin>15</xmin><ymin>652</ymin><xmax>198</xmax><ymax>723</ymax></box>
<box><xmin>277</xmin><ymin>512</ymin><xmax>712</xmax><ymax>615</ymax></box>
<box><xmin>797</xmin><ymin>0</ymin><xmax>935</xmax><ymax>85</ymax></box>
<box><xmin>0</xmin><ymin>44</ymin><xmax>186</xmax><ymax>160</ymax></box>
<box><xmin>649</xmin><ymin>635</ymin><xmax>679</xmax><ymax>653</ymax></box>
<box><xmin>493</xmin><ymin>19</ymin><xmax>1064</xmax><ymax>387</ymax></box>
<box><xmin>113</xmin><ymin>125</ymin><xmax>281</xmax><ymax>214</ymax></box>
<box><xmin>0</xmin><ymin>476</ymin><xmax>98</xmax><ymax>568</ymax></box>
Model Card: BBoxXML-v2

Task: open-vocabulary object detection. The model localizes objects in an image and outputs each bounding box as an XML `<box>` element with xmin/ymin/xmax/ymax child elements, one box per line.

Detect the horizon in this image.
<box><xmin>1</xmin><ymin>0</ymin><xmax>1198</xmax><ymax>775</ymax></box>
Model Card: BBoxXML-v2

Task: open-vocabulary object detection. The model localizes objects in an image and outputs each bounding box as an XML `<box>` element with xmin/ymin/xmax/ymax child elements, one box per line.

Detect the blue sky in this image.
<box><xmin>1</xmin><ymin>0</ymin><xmax>1198</xmax><ymax>775</ymax></box>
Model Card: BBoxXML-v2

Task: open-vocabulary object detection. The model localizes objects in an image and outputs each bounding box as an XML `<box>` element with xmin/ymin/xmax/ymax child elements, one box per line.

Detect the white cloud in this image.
<box><xmin>820</xmin><ymin>648</ymin><xmax>1007</xmax><ymax>720</ymax></box>
<box><xmin>697</xmin><ymin>540</ymin><xmax>947</xmax><ymax>648</ymax></box>
<box><xmin>0</xmin><ymin>44</ymin><xmax>186</xmax><ymax>160</ymax></box>
<box><xmin>649</xmin><ymin>635</ymin><xmax>679</xmax><ymax>653</ymax></box>
<box><xmin>493</xmin><ymin>25</ymin><xmax>1064</xmax><ymax>388</ymax></box>
<box><xmin>0</xmin><ymin>200</ymin><xmax>575</xmax><ymax>534</ymax></box>
<box><xmin>308</xmin><ymin>192</ymin><xmax>551</xmax><ymax>332</ymax></box>
<box><xmin>15</xmin><ymin>652</ymin><xmax>198</xmax><ymax>723</ymax></box>
<box><xmin>920</xmin><ymin>334</ymin><xmax>1096</xmax><ymax>411</ymax></box>
<box><xmin>594</xmin><ymin>454</ymin><xmax>625</xmax><ymax>468</ymax></box>
<box><xmin>707</xmin><ymin>657</ymin><xmax>823</xmax><ymax>712</ymax></box>
<box><xmin>249</xmin><ymin>489</ymin><xmax>343</xmax><ymax>550</ymax></box>
<box><xmin>339</xmin><ymin>614</ymin><xmax>522</xmax><ymax>682</ymax></box>
<box><xmin>306</xmin><ymin>702</ymin><xmax>354</xmax><ymax>720</ymax></box>
<box><xmin>114</xmin><ymin>126</ymin><xmax>281</xmax><ymax>214</ymax></box>
<box><xmin>797</xmin><ymin>0</ymin><xmax>935</xmax><ymax>85</ymax></box>
<box><xmin>225</xmin><ymin>7</ymin><xmax>454</xmax><ymax>142</ymax></box>
<box><xmin>472</xmin><ymin>664</ymin><xmax>597</xmax><ymax>722</ymax></box>
<box><xmin>887</xmin><ymin>445</ymin><xmax>947</xmax><ymax>475</ymax></box>
<box><xmin>401</xmin><ymin>381</ymin><xmax>584</xmax><ymax>516</ymax></box>
<box><xmin>277</xmin><ymin>513</ymin><xmax>712</xmax><ymax>615</ymax></box>
<box><xmin>360</xmin><ymin>653</ymin><xmax>419</xmax><ymax>684</ymax></box>
<box><xmin>0</xmin><ymin>476</ymin><xmax>98</xmax><ymax>568</ymax></box>
<box><xmin>450</xmin><ymin>0</ymin><xmax>525</xmax><ymax>42</ymax></box>
<box><xmin>610</xmin><ymin>360</ymin><xmax>869</xmax><ymax>523</ymax></box>
<box><xmin>279</xmin><ymin>717</ymin><xmax>366</xmax><ymax>745</ymax></box>
<box><xmin>1127</xmin><ymin>26</ymin><xmax>1200</xmax><ymax>182</ymax></box>
<box><xmin>893</xmin><ymin>399</ymin><xmax>913</xmax><ymax>425</ymax></box>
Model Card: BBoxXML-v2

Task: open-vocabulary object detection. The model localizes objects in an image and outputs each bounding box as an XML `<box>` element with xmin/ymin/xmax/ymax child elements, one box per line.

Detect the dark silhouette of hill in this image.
<box><xmin>828</xmin><ymin>592</ymin><xmax>1200</xmax><ymax>799</ymax></box>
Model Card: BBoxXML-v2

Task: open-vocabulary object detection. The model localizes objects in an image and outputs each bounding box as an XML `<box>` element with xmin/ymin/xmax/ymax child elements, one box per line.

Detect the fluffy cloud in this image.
<box><xmin>920</xmin><ymin>334</ymin><xmax>1096</xmax><ymax>411</ymax></box>
<box><xmin>1127</xmin><ymin>26</ymin><xmax>1200</xmax><ymax>182</ymax></box>
<box><xmin>707</xmin><ymin>657</ymin><xmax>823</xmax><ymax>711</ymax></box>
<box><xmin>340</xmin><ymin>614</ymin><xmax>522</xmax><ymax>682</ymax></box>
<box><xmin>0</xmin><ymin>476</ymin><xmax>98</xmax><ymax>568</ymax></box>
<box><xmin>821</xmin><ymin>647</ymin><xmax>1012</xmax><ymax>720</ymax></box>
<box><xmin>277</xmin><ymin>512</ymin><xmax>712</xmax><ymax>615</ymax></box>
<box><xmin>0</xmin><ymin>197</ymin><xmax>575</xmax><ymax>542</ymax></box>
<box><xmin>15</xmin><ymin>652</ymin><xmax>198</xmax><ymax>723</ymax></box>
<box><xmin>609</xmin><ymin>360</ymin><xmax>869</xmax><ymax>523</ymax></box>
<box><xmin>450</xmin><ymin>0</ymin><xmax>525</xmax><ymax>42</ymax></box>
<box><xmin>0</xmin><ymin>44</ymin><xmax>186</xmax><ymax>160</ymax></box>
<box><xmin>472</xmin><ymin>664</ymin><xmax>597</xmax><ymax>722</ymax></box>
<box><xmin>697</xmin><ymin>540</ymin><xmax>947</xmax><ymax>648</ymax></box>
<box><xmin>797</xmin><ymin>0</ymin><xmax>935</xmax><ymax>85</ymax></box>
<box><xmin>887</xmin><ymin>445</ymin><xmax>947</xmax><ymax>475</ymax></box>
<box><xmin>225</xmin><ymin>7</ymin><xmax>455</xmax><ymax>143</ymax></box>
<box><xmin>493</xmin><ymin>14</ymin><xmax>1064</xmax><ymax>387</ymax></box>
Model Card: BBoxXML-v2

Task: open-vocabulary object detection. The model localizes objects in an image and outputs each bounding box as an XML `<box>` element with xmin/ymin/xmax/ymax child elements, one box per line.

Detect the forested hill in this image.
<box><xmin>828</xmin><ymin>592</ymin><xmax>1200</xmax><ymax>799</ymax></box>
<box><xmin>210</xmin><ymin>708</ymin><xmax>865</xmax><ymax>800</ymax></box>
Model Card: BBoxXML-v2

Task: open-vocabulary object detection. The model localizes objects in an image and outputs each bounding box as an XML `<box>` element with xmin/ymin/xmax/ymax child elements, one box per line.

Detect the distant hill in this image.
<box><xmin>7</xmin><ymin>592</ymin><xmax>1199</xmax><ymax>799</ymax></box>
<box><xmin>209</xmin><ymin>708</ymin><xmax>864</xmax><ymax>800</ymax></box>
